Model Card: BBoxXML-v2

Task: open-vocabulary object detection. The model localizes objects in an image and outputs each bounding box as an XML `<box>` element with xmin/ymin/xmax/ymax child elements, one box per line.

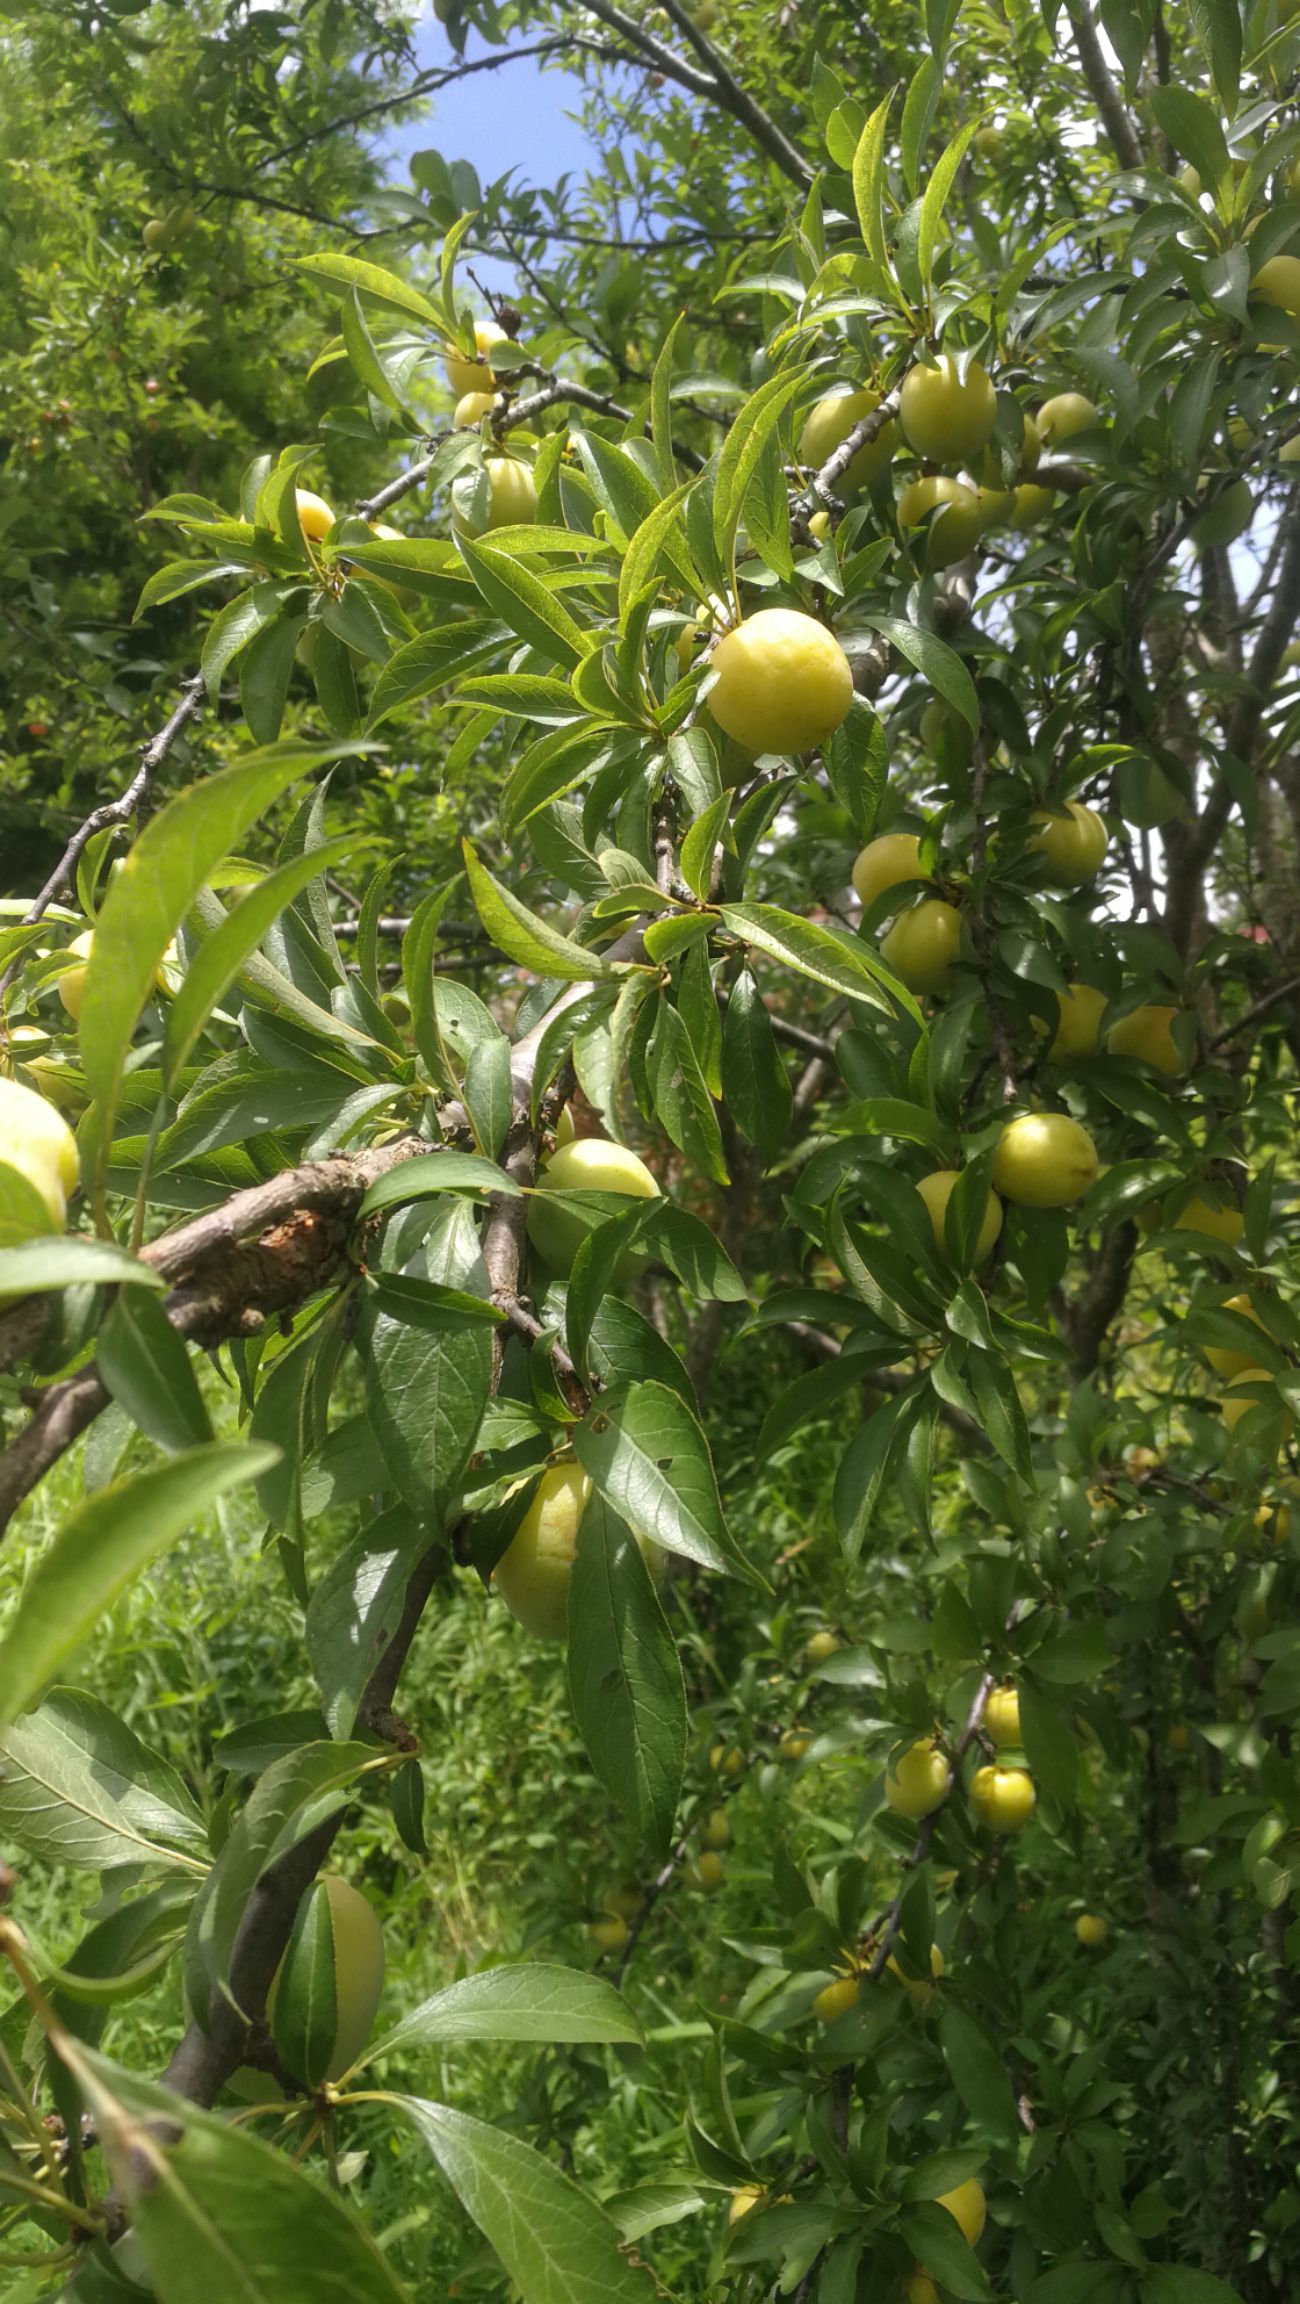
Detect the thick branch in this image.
<box><xmin>1067</xmin><ymin>7</ymin><xmax>1143</xmax><ymax>171</ymax></box>
<box><xmin>1059</xmin><ymin>1218</ymin><xmax>1138</xmax><ymax>1379</ymax></box>
<box><xmin>654</xmin><ymin>0</ymin><xmax>814</xmax><ymax>187</ymax></box>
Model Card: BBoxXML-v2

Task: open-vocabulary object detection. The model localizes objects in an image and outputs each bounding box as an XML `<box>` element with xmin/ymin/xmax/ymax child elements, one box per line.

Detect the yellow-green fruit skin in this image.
<box><xmin>805</xmin><ymin>1629</ymin><xmax>841</xmax><ymax>1665</ymax></box>
<box><xmin>700</xmin><ymin>1807</ymin><xmax>731</xmax><ymax>1851</ymax></box>
<box><xmin>57</xmin><ymin>928</ymin><xmax>95</xmax><ymax>1021</ymax></box>
<box><xmin>880</xmin><ymin>900</ymin><xmax>962</xmax><ymax>995</ymax></box>
<box><xmin>798</xmin><ymin>388</ymin><xmax>895</xmax><ymax>491</ymax></box>
<box><xmin>984</xmin><ymin>1686</ymin><xmax>1020</xmax><ymax>1747</ymax></box>
<box><xmin>1106</xmin><ymin>1004</ymin><xmax>1184</xmax><ymax>1078</ymax></box>
<box><xmin>938</xmin><ymin>2178</ymin><xmax>987</xmax><ymax>2247</ymax></box>
<box><xmin>526</xmin><ymin>1135</ymin><xmax>660</xmax><ymax>1276</ymax></box>
<box><xmin>1029</xmin><ymin>802</ymin><xmax>1108</xmax><ymax>886</ymax></box>
<box><xmin>444</xmin><ymin>320</ymin><xmax>507</xmax><ymax>396</ymax></box>
<box><xmin>1009</xmin><ymin>483</ymin><xmax>1054</xmax><ymax>529</ymax></box>
<box><xmin>970</xmin><ymin>1764</ymin><xmax>1037</xmax><ymax>1832</ymax></box>
<box><xmin>907</xmin><ymin>2279</ymin><xmax>941</xmax><ymax>2304</ymax></box>
<box><xmin>478</xmin><ymin>458</ymin><xmax>538</xmax><ymax>532</ymax></box>
<box><xmin>886</xmin><ymin>1942</ymin><xmax>945</xmax><ymax>2003</ymax></box>
<box><xmin>493</xmin><ymin>1464</ymin><xmax>593</xmax><ymax>1639</ymax></box>
<box><xmin>1204</xmin><ymin>1294</ymin><xmax>1265</xmax><ymax>1379</ymax></box>
<box><xmin>295</xmin><ymin>488</ymin><xmax>335</xmax><ymax>541</ymax></box>
<box><xmin>705</xmin><ymin>608</ymin><xmax>853</xmax><ymax>755</ymax></box>
<box><xmin>1049</xmin><ymin>985</ymin><xmax>1106</xmax><ymax>1061</ymax></box>
<box><xmin>992</xmin><ymin>1112</ymin><xmax>1099</xmax><ymax>1208</ymax></box>
<box><xmin>694</xmin><ymin>1850</ymin><xmax>724</xmax><ymax>1893</ymax></box>
<box><xmin>1173</xmin><ymin>1193</ymin><xmax>1244</xmax><ymax>1246</ymax></box>
<box><xmin>1036</xmin><ymin>391</ymin><xmax>1098</xmax><ymax>444</ymax></box>
<box><xmin>320</xmin><ymin>1877</ymin><xmax>386</xmax><ymax>2080</ymax></box>
<box><xmin>884</xmin><ymin>1739</ymin><xmax>952</xmax><ymax>1820</ymax></box>
<box><xmin>454</xmin><ymin>390</ymin><xmax>496</xmax><ymax>430</ymax></box>
<box><xmin>0</xmin><ymin>1076</ymin><xmax>80</xmax><ymax>1228</ymax></box>
<box><xmin>916</xmin><ymin>1169</ymin><xmax>1002</xmax><ymax>1263</ymax></box>
<box><xmin>852</xmin><ymin>832</ymin><xmax>925</xmax><ymax>911</ymax></box>
<box><xmin>897</xmin><ymin>475</ymin><xmax>982</xmax><ymax>567</ymax></box>
<box><xmin>1076</xmin><ymin>1913</ymin><xmax>1108</xmax><ymax>1946</ymax></box>
<box><xmin>587</xmin><ymin>1914</ymin><xmax>630</xmax><ymax>1952</ymax></box>
<box><xmin>1220</xmin><ymin>1369</ymin><xmax>1282</xmax><ymax>1435</ymax></box>
<box><xmin>1251</xmin><ymin>254</ymin><xmax>1300</xmax><ymax>318</ymax></box>
<box><xmin>899</xmin><ymin>354</ymin><xmax>997</xmax><ymax>464</ymax></box>
<box><xmin>813</xmin><ymin>1974</ymin><xmax>860</xmax><ymax>2023</ymax></box>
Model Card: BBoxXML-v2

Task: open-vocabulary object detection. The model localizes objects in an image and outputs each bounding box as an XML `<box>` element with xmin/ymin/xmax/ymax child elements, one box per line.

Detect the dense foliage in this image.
<box><xmin>2</xmin><ymin>1</ymin><xmax>1300</xmax><ymax>2300</ymax></box>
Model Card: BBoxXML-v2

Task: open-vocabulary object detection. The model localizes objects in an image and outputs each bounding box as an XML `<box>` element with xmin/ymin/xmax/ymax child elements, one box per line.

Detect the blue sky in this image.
<box><xmin>382</xmin><ymin>15</ymin><xmax>600</xmax><ymax>275</ymax></box>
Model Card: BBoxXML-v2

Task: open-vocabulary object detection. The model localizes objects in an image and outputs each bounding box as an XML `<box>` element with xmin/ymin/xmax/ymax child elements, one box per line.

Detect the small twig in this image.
<box><xmin>1067</xmin><ymin>6</ymin><xmax>1143</xmax><ymax>171</ymax></box>
<box><xmin>1209</xmin><ymin>972</ymin><xmax>1300</xmax><ymax>1049</ymax></box>
<box><xmin>865</xmin><ymin>1671</ymin><xmax>995</xmax><ymax>1981</ymax></box>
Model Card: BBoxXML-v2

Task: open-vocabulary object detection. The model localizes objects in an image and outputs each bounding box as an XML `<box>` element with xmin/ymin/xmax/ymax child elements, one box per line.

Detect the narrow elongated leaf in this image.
<box><xmin>74</xmin><ymin>2048</ymin><xmax>412</xmax><ymax>2304</ymax></box>
<box><xmin>0</xmin><ymin>1689</ymin><xmax>206</xmax><ymax>1871</ymax></box>
<box><xmin>720</xmin><ymin>901</ymin><xmax>916</xmax><ymax>1017</ymax></box>
<box><xmin>163</xmin><ymin>839</ymin><xmax>359</xmax><ymax>1085</ymax></box>
<box><xmin>79</xmin><ymin>747</ymin><xmax>352</xmax><ymax>1165</ymax></box>
<box><xmin>713</xmin><ymin>369</ymin><xmax>804</xmax><ymax>562</ymax></box>
<box><xmin>297</xmin><ymin>250</ymin><xmax>445</xmax><ymax>331</ymax></box>
<box><xmin>359</xmin><ymin>1151</ymin><xmax>526</xmax><ymax>1218</ymax></box>
<box><xmin>939</xmin><ymin>2002</ymin><xmax>1018</xmax><ymax>2135</ymax></box>
<box><xmin>852</xmin><ymin>93</ymin><xmax>893</xmax><ymax>273</ymax></box>
<box><xmin>98</xmin><ymin>1291</ymin><xmax>214</xmax><ymax>1453</ymax></box>
<box><xmin>0</xmin><ymin>1238</ymin><xmax>164</xmax><ymax>1295</ymax></box>
<box><xmin>646</xmin><ymin>998</ymin><xmax>728</xmax><ymax>1184</ymax></box>
<box><xmin>898</xmin><ymin>2202</ymin><xmax>990</xmax><ymax>2301</ymax></box>
<box><xmin>464</xmin><ymin>843</ymin><xmax>608</xmax><ymax>981</ymax></box>
<box><xmin>917</xmin><ymin>117</ymin><xmax>978</xmax><ymax>286</ymax></box>
<box><xmin>195</xmin><ymin>1740</ymin><xmax>380</xmax><ymax>2000</ymax></box>
<box><xmin>392</xmin><ymin>2097</ymin><xmax>658</xmax><ymax>2304</ymax></box>
<box><xmin>721</xmin><ymin>970</ymin><xmax>793</xmax><ymax>1162</ymax></box>
<box><xmin>0</xmin><ymin>1444</ymin><xmax>277</xmax><ymax>1729</ymax></box>
<box><xmin>575</xmin><ymin>1380</ymin><xmax>751</xmax><ymax>1580</ymax></box>
<box><xmin>371</xmin><ymin>1965</ymin><xmax>643</xmax><ymax>2058</ymax></box>
<box><xmin>864</xmin><ymin>617</ymin><xmax>979</xmax><ymax>731</ymax></box>
<box><xmin>1148</xmin><ymin>85</ymin><xmax>1230</xmax><ymax>190</ymax></box>
<box><xmin>456</xmin><ymin>534</ymin><xmax>589</xmax><ymax>667</ymax></box>
<box><xmin>568</xmin><ymin>1496</ymin><xmax>687</xmax><ymax>1857</ymax></box>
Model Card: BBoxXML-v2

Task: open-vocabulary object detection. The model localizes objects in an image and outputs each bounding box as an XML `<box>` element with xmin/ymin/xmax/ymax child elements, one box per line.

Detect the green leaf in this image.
<box><xmin>966</xmin><ymin>1350</ymin><xmax>1033</xmax><ymax>1482</ymax></box>
<box><xmin>297</xmin><ymin>250</ymin><xmax>446</xmax><ymax>331</ymax></box>
<box><xmin>392</xmin><ymin>2096</ymin><xmax>658</xmax><ymax>2304</ymax></box>
<box><xmin>834</xmin><ymin>1386</ymin><xmax>929</xmax><ymax>1559</ymax></box>
<box><xmin>864</xmin><ymin>617</ymin><xmax>979</xmax><ymax>732</ymax></box>
<box><xmin>0</xmin><ymin>1443</ymin><xmax>277</xmax><ymax>1730</ymax></box>
<box><xmin>194</xmin><ymin>1739</ymin><xmax>379</xmax><ymax>2001</ymax></box>
<box><xmin>0</xmin><ymin>1689</ymin><xmax>206</xmax><ymax>1871</ymax></box>
<box><xmin>1141</xmin><ymin>2272</ymin><xmax>1245</xmax><ymax>2304</ymax></box>
<box><xmin>356</xmin><ymin>1210</ymin><xmax>494</xmax><ymax>1518</ymax></box>
<box><xmin>618</xmin><ymin>482</ymin><xmax>702</xmax><ymax>627</ymax></box>
<box><xmin>898</xmin><ymin>2201</ymin><xmax>991</xmax><ymax>2301</ymax></box>
<box><xmin>456</xmin><ymin>534</ymin><xmax>590</xmax><ymax>668</ymax></box>
<box><xmin>98</xmin><ymin>1291</ymin><xmax>214</xmax><ymax>1454</ymax></box>
<box><xmin>712</xmin><ymin>369</ymin><xmax>805</xmax><ymax>563</ymax></box>
<box><xmin>358</xmin><ymin>1151</ymin><xmax>526</xmax><ymax>1219</ymax></box>
<box><xmin>938</xmin><ymin>2002</ymin><xmax>1018</xmax><ymax>2136</ymax></box>
<box><xmin>575</xmin><ymin>1380</ymin><xmax>752</xmax><ymax>1581</ymax></box>
<box><xmin>646</xmin><ymin>996</ymin><xmax>728</xmax><ymax>1184</ymax></box>
<box><xmin>371</xmin><ymin>1965</ymin><xmax>643</xmax><ymax>2058</ymax></box>
<box><xmin>0</xmin><ymin>1238</ymin><xmax>164</xmax><ymax>1295</ymax></box>
<box><xmin>73</xmin><ymin>2047</ymin><xmax>412</xmax><ymax>2304</ymax></box>
<box><xmin>305</xmin><ymin>1505</ymin><xmax>431</xmax><ymax>1737</ymax></box>
<box><xmin>1148</xmin><ymin>86</ymin><xmax>1230</xmax><ymax>191</ymax></box>
<box><xmin>1188</xmin><ymin>0</ymin><xmax>1241</xmax><ymax>107</ymax></box>
<box><xmin>852</xmin><ymin>92</ymin><xmax>894</xmax><ymax>274</ymax></box>
<box><xmin>918</xmin><ymin>117</ymin><xmax>978</xmax><ymax>287</ymax></box>
<box><xmin>79</xmin><ymin>746</ymin><xmax>347</xmax><ymax>1171</ymax></box>
<box><xmin>1018</xmin><ymin>1682</ymin><xmax>1079</xmax><ymax>1809</ymax></box>
<box><xmin>721</xmin><ymin>971</ymin><xmax>791</xmax><ymax>1161</ymax></box>
<box><xmin>163</xmin><ymin>838</ymin><xmax>358</xmax><ymax>1086</ymax></box>
<box><xmin>568</xmin><ymin>1494</ymin><xmax>687</xmax><ymax>1859</ymax></box>
<box><xmin>239</xmin><ymin>611</ymin><xmax>304</xmax><ymax>746</ymax></box>
<box><xmin>271</xmin><ymin>1878</ymin><xmax>339</xmax><ymax>2089</ymax></box>
<box><xmin>341</xmin><ymin>283</ymin><xmax>411</xmax><ymax>417</ymax></box>
<box><xmin>463</xmin><ymin>843</ymin><xmax>609</xmax><ymax>982</ymax></box>
<box><xmin>367</xmin><ymin>620</ymin><xmax>502</xmax><ymax>727</ymax></box>
<box><xmin>637</xmin><ymin>1203</ymin><xmax>747</xmax><ymax>1301</ymax></box>
<box><xmin>719</xmin><ymin>901</ymin><xmax>915</xmax><ymax>1018</ymax></box>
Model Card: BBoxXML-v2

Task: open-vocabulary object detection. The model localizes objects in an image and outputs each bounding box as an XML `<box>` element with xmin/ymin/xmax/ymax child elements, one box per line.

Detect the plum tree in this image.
<box><xmin>1027</xmin><ymin>802</ymin><xmax>1108</xmax><ymax>886</ymax></box>
<box><xmin>851</xmin><ymin>831</ymin><xmax>927</xmax><ymax>910</ymax></box>
<box><xmin>1107</xmin><ymin>1004</ymin><xmax>1185</xmax><ymax>1077</ymax></box>
<box><xmin>896</xmin><ymin>474</ymin><xmax>982</xmax><ymax>567</ymax></box>
<box><xmin>271</xmin><ymin>1876</ymin><xmax>386</xmax><ymax>2086</ymax></box>
<box><xmin>984</xmin><ymin>1685</ymin><xmax>1021</xmax><ymax>1748</ymax></box>
<box><xmin>1047</xmin><ymin>983</ymin><xmax>1107</xmax><ymax>1060</ymax></box>
<box><xmin>444</xmin><ymin>318</ymin><xmax>509</xmax><ymax>395</ymax></box>
<box><xmin>492</xmin><ymin>1463</ymin><xmax>593</xmax><ymax>1638</ymax></box>
<box><xmin>1076</xmin><ymin>1913</ymin><xmax>1108</xmax><ymax>1946</ymax></box>
<box><xmin>798</xmin><ymin>386</ymin><xmax>894</xmax><ymax>490</ymax></box>
<box><xmin>970</xmin><ymin>1765</ymin><xmax>1037</xmax><ymax>1832</ymax></box>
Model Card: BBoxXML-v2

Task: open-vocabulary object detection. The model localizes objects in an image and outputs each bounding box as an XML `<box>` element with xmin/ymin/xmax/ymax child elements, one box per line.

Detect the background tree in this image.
<box><xmin>1</xmin><ymin>1</ymin><xmax>1300</xmax><ymax>2301</ymax></box>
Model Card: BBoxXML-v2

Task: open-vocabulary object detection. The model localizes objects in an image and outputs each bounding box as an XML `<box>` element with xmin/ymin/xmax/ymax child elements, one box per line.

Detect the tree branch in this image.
<box><xmin>1067</xmin><ymin>7</ymin><xmax>1143</xmax><ymax>171</ymax></box>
